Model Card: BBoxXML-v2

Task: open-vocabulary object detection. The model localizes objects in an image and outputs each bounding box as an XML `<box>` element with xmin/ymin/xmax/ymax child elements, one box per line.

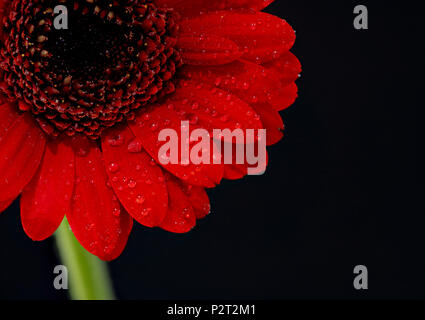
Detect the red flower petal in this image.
<box><xmin>129</xmin><ymin>104</ymin><xmax>224</xmax><ymax>188</ymax></box>
<box><xmin>269</xmin><ymin>82</ymin><xmax>298</xmax><ymax>111</ymax></box>
<box><xmin>179</xmin><ymin>183</ymin><xmax>211</xmax><ymax>219</ymax></box>
<box><xmin>0</xmin><ymin>101</ymin><xmax>18</xmax><ymax>130</ymax></box>
<box><xmin>159</xmin><ymin>174</ymin><xmax>196</xmax><ymax>233</ymax></box>
<box><xmin>223</xmin><ymin>163</ymin><xmax>247</xmax><ymax>180</ymax></box>
<box><xmin>0</xmin><ymin>107</ymin><xmax>46</xmax><ymax>202</ymax></box>
<box><xmin>170</xmin><ymin>80</ymin><xmax>263</xmax><ymax>138</ymax></box>
<box><xmin>156</xmin><ymin>0</ymin><xmax>274</xmax><ymax>16</ymax></box>
<box><xmin>0</xmin><ymin>198</ymin><xmax>14</xmax><ymax>213</ymax></box>
<box><xmin>181</xmin><ymin>59</ymin><xmax>294</xmax><ymax>110</ymax></box>
<box><xmin>221</xmin><ymin>141</ymin><xmax>268</xmax><ymax>179</ymax></box>
<box><xmin>101</xmin><ymin>125</ymin><xmax>168</xmax><ymax>228</ymax></box>
<box><xmin>20</xmin><ymin>139</ymin><xmax>75</xmax><ymax>241</ymax></box>
<box><xmin>262</xmin><ymin>51</ymin><xmax>302</xmax><ymax>85</ymax></box>
<box><xmin>180</xmin><ymin>11</ymin><xmax>295</xmax><ymax>64</ymax></box>
<box><xmin>67</xmin><ymin>135</ymin><xmax>133</xmax><ymax>261</ymax></box>
<box><xmin>177</xmin><ymin>34</ymin><xmax>241</xmax><ymax>65</ymax></box>
<box><xmin>250</xmin><ymin>102</ymin><xmax>284</xmax><ymax>145</ymax></box>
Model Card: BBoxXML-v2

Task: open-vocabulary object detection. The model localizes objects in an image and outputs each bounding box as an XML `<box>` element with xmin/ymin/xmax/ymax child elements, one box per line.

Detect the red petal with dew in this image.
<box><xmin>250</xmin><ymin>102</ymin><xmax>284</xmax><ymax>145</ymax></box>
<box><xmin>67</xmin><ymin>135</ymin><xmax>133</xmax><ymax>261</ymax></box>
<box><xmin>0</xmin><ymin>107</ymin><xmax>46</xmax><ymax>202</ymax></box>
<box><xmin>222</xmin><ymin>141</ymin><xmax>269</xmax><ymax>179</ymax></box>
<box><xmin>20</xmin><ymin>139</ymin><xmax>75</xmax><ymax>241</ymax></box>
<box><xmin>269</xmin><ymin>82</ymin><xmax>298</xmax><ymax>111</ymax></box>
<box><xmin>129</xmin><ymin>104</ymin><xmax>224</xmax><ymax>188</ymax></box>
<box><xmin>262</xmin><ymin>51</ymin><xmax>302</xmax><ymax>85</ymax></box>
<box><xmin>180</xmin><ymin>11</ymin><xmax>295</xmax><ymax>64</ymax></box>
<box><xmin>101</xmin><ymin>125</ymin><xmax>168</xmax><ymax>228</ymax></box>
<box><xmin>156</xmin><ymin>0</ymin><xmax>274</xmax><ymax>17</ymax></box>
<box><xmin>169</xmin><ymin>80</ymin><xmax>263</xmax><ymax>139</ymax></box>
<box><xmin>180</xmin><ymin>59</ymin><xmax>293</xmax><ymax>110</ymax></box>
<box><xmin>159</xmin><ymin>174</ymin><xmax>196</xmax><ymax>233</ymax></box>
<box><xmin>179</xmin><ymin>183</ymin><xmax>211</xmax><ymax>219</ymax></box>
<box><xmin>178</xmin><ymin>34</ymin><xmax>241</xmax><ymax>65</ymax></box>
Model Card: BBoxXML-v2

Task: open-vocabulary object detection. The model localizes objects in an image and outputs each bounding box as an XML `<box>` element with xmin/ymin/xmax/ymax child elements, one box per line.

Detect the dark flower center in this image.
<box><xmin>0</xmin><ymin>0</ymin><xmax>182</xmax><ymax>138</ymax></box>
<box><xmin>46</xmin><ymin>10</ymin><xmax>127</xmax><ymax>80</ymax></box>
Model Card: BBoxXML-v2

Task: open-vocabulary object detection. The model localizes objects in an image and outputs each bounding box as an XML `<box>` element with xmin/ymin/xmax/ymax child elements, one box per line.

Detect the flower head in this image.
<box><xmin>0</xmin><ymin>0</ymin><xmax>301</xmax><ymax>260</ymax></box>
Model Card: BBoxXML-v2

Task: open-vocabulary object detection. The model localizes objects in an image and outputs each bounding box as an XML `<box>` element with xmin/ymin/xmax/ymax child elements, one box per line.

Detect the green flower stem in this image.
<box><xmin>54</xmin><ymin>218</ymin><xmax>116</xmax><ymax>300</ymax></box>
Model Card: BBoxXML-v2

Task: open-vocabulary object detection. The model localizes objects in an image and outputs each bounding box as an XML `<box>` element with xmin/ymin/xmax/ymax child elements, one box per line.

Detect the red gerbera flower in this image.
<box><xmin>0</xmin><ymin>0</ymin><xmax>301</xmax><ymax>260</ymax></box>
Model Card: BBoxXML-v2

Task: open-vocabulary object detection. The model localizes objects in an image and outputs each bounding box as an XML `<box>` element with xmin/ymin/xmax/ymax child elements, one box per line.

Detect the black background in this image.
<box><xmin>0</xmin><ymin>0</ymin><xmax>423</xmax><ymax>300</ymax></box>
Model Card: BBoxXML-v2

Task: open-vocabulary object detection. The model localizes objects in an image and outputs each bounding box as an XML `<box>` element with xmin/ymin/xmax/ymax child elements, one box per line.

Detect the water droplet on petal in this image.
<box><xmin>113</xmin><ymin>207</ymin><xmax>121</xmax><ymax>216</ymax></box>
<box><xmin>182</xmin><ymin>208</ymin><xmax>191</xmax><ymax>219</ymax></box>
<box><xmin>127</xmin><ymin>139</ymin><xmax>143</xmax><ymax>153</ymax></box>
<box><xmin>108</xmin><ymin>162</ymin><xmax>119</xmax><ymax>173</ymax></box>
<box><xmin>128</xmin><ymin>179</ymin><xmax>137</xmax><ymax>188</ymax></box>
<box><xmin>142</xmin><ymin>207</ymin><xmax>152</xmax><ymax>216</ymax></box>
<box><xmin>136</xmin><ymin>195</ymin><xmax>145</xmax><ymax>204</ymax></box>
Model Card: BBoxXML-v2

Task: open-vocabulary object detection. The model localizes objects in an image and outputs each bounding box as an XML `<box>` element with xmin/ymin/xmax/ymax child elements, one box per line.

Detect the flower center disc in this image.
<box><xmin>0</xmin><ymin>0</ymin><xmax>182</xmax><ymax>138</ymax></box>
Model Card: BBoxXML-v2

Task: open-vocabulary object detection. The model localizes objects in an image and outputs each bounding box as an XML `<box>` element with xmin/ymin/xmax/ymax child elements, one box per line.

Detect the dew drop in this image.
<box><xmin>127</xmin><ymin>139</ymin><xmax>143</xmax><ymax>153</ymax></box>
<box><xmin>108</xmin><ymin>162</ymin><xmax>119</xmax><ymax>173</ymax></box>
<box><xmin>182</xmin><ymin>208</ymin><xmax>191</xmax><ymax>219</ymax></box>
<box><xmin>136</xmin><ymin>195</ymin><xmax>145</xmax><ymax>204</ymax></box>
<box><xmin>113</xmin><ymin>207</ymin><xmax>121</xmax><ymax>216</ymax></box>
<box><xmin>128</xmin><ymin>179</ymin><xmax>137</xmax><ymax>188</ymax></box>
<box><xmin>150</xmin><ymin>122</ymin><xmax>159</xmax><ymax>131</ymax></box>
<box><xmin>142</xmin><ymin>207</ymin><xmax>152</xmax><ymax>216</ymax></box>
